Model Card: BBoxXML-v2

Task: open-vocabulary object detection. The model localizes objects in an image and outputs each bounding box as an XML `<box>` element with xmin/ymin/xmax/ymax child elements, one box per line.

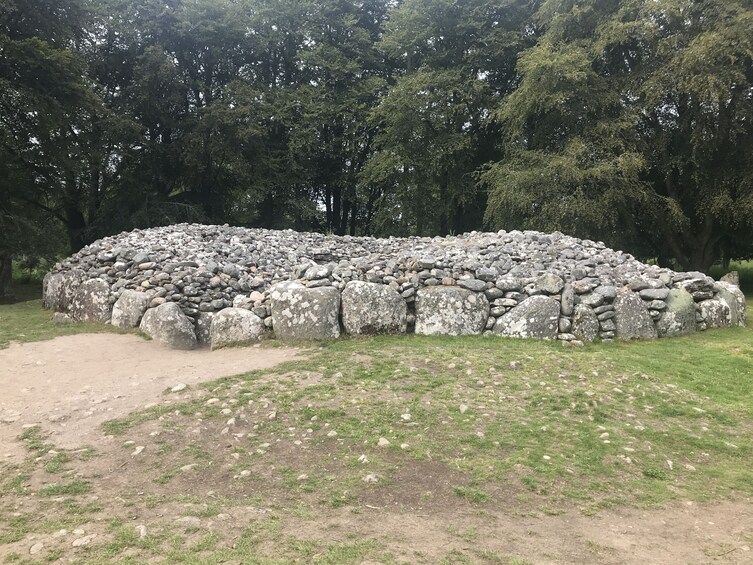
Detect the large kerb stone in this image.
<box><xmin>43</xmin><ymin>271</ymin><xmax>84</xmax><ymax>312</ymax></box>
<box><xmin>493</xmin><ymin>295</ymin><xmax>559</xmax><ymax>339</ymax></box>
<box><xmin>571</xmin><ymin>304</ymin><xmax>600</xmax><ymax>342</ymax></box>
<box><xmin>341</xmin><ymin>281</ymin><xmax>407</xmax><ymax>335</ymax></box>
<box><xmin>69</xmin><ymin>279</ymin><xmax>112</xmax><ymax>322</ymax></box>
<box><xmin>270</xmin><ymin>282</ymin><xmax>341</xmax><ymax>340</ymax></box>
<box><xmin>139</xmin><ymin>302</ymin><xmax>197</xmax><ymax>350</ymax></box>
<box><xmin>656</xmin><ymin>289</ymin><xmax>696</xmax><ymax>337</ymax></box>
<box><xmin>613</xmin><ymin>290</ymin><xmax>657</xmax><ymax>340</ymax></box>
<box><xmin>210</xmin><ymin>307</ymin><xmax>265</xmax><ymax>349</ymax></box>
<box><xmin>415</xmin><ymin>287</ymin><xmax>489</xmax><ymax>336</ymax></box>
<box><xmin>111</xmin><ymin>289</ymin><xmax>149</xmax><ymax>328</ymax></box>
<box><xmin>699</xmin><ymin>298</ymin><xmax>731</xmax><ymax>328</ymax></box>
<box><xmin>716</xmin><ymin>282</ymin><xmax>746</xmax><ymax>327</ymax></box>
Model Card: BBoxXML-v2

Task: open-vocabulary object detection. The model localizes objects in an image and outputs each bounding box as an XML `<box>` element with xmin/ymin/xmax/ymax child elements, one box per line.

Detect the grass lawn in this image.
<box><xmin>0</xmin><ymin>284</ymin><xmax>751</xmax><ymax>564</ymax></box>
<box><xmin>0</xmin><ymin>285</ymin><xmax>128</xmax><ymax>348</ymax></box>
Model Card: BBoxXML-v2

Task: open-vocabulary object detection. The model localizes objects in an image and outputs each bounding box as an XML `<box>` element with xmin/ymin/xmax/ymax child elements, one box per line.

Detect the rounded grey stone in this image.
<box><xmin>458</xmin><ymin>278</ymin><xmax>487</xmax><ymax>292</ymax></box>
<box><xmin>415</xmin><ymin>287</ymin><xmax>489</xmax><ymax>336</ymax></box>
<box><xmin>139</xmin><ymin>302</ymin><xmax>197</xmax><ymax>350</ymax></box>
<box><xmin>341</xmin><ymin>281</ymin><xmax>407</xmax><ymax>335</ymax></box>
<box><xmin>493</xmin><ymin>295</ymin><xmax>559</xmax><ymax>339</ymax></box>
<box><xmin>639</xmin><ymin>288</ymin><xmax>670</xmax><ymax>301</ymax></box>
<box><xmin>70</xmin><ymin>279</ymin><xmax>112</xmax><ymax>323</ymax></box>
<box><xmin>495</xmin><ymin>276</ymin><xmax>523</xmax><ymax>292</ymax></box>
<box><xmin>699</xmin><ymin>298</ymin><xmax>732</xmax><ymax>329</ymax></box>
<box><xmin>560</xmin><ymin>283</ymin><xmax>575</xmax><ymax>316</ymax></box>
<box><xmin>613</xmin><ymin>291</ymin><xmax>657</xmax><ymax>340</ymax></box>
<box><xmin>111</xmin><ymin>290</ymin><xmax>150</xmax><ymax>328</ymax></box>
<box><xmin>270</xmin><ymin>282</ymin><xmax>340</xmax><ymax>340</ymax></box>
<box><xmin>656</xmin><ymin>288</ymin><xmax>696</xmax><ymax>337</ymax></box>
<box><xmin>210</xmin><ymin>308</ymin><xmax>265</xmax><ymax>349</ymax></box>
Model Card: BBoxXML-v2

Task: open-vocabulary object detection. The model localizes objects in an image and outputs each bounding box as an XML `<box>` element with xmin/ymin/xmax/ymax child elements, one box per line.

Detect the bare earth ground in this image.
<box><xmin>1</xmin><ymin>334</ymin><xmax>752</xmax><ymax>564</ymax></box>
<box><xmin>0</xmin><ymin>334</ymin><xmax>300</xmax><ymax>462</ymax></box>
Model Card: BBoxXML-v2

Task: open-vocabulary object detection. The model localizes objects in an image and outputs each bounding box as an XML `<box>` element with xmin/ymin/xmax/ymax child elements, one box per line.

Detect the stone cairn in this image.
<box><xmin>43</xmin><ymin>224</ymin><xmax>746</xmax><ymax>349</ymax></box>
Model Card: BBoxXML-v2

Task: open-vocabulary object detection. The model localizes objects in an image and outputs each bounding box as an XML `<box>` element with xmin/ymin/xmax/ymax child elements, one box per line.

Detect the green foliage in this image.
<box><xmin>362</xmin><ymin>0</ymin><xmax>535</xmax><ymax>236</ymax></box>
<box><xmin>483</xmin><ymin>0</ymin><xmax>753</xmax><ymax>271</ymax></box>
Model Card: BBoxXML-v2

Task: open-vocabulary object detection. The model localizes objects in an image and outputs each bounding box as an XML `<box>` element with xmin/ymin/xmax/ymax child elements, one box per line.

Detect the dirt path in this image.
<box><xmin>0</xmin><ymin>333</ymin><xmax>301</xmax><ymax>461</ymax></box>
<box><xmin>275</xmin><ymin>500</ymin><xmax>752</xmax><ymax>564</ymax></box>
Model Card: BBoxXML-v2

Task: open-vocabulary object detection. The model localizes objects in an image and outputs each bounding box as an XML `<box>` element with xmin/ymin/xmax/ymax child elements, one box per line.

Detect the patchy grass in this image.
<box><xmin>452</xmin><ymin>486</ymin><xmax>491</xmax><ymax>504</ymax></box>
<box><xmin>84</xmin><ymin>311</ymin><xmax>753</xmax><ymax>519</ymax></box>
<box><xmin>18</xmin><ymin>426</ymin><xmax>54</xmax><ymax>455</ymax></box>
<box><xmin>38</xmin><ymin>481</ymin><xmax>91</xmax><ymax>497</ymax></box>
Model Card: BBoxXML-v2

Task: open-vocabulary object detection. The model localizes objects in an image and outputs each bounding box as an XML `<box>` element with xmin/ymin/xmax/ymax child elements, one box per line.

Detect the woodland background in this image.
<box><xmin>2</xmin><ymin>0</ymin><xmax>753</xmax><ymax>297</ymax></box>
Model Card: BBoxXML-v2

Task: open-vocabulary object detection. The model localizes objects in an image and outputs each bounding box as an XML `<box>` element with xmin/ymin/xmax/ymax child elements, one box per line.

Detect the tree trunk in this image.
<box><xmin>349</xmin><ymin>200</ymin><xmax>357</xmax><ymax>236</ymax></box>
<box><xmin>65</xmin><ymin>205</ymin><xmax>89</xmax><ymax>252</ymax></box>
<box><xmin>438</xmin><ymin>173</ymin><xmax>449</xmax><ymax>235</ymax></box>
<box><xmin>667</xmin><ymin>232</ymin><xmax>720</xmax><ymax>274</ymax></box>
<box><xmin>332</xmin><ymin>186</ymin><xmax>342</xmax><ymax>234</ymax></box>
<box><xmin>0</xmin><ymin>253</ymin><xmax>14</xmax><ymax>301</ymax></box>
<box><xmin>324</xmin><ymin>186</ymin><xmax>332</xmax><ymax>231</ymax></box>
<box><xmin>338</xmin><ymin>197</ymin><xmax>350</xmax><ymax>236</ymax></box>
<box><xmin>689</xmin><ymin>244</ymin><xmax>719</xmax><ymax>274</ymax></box>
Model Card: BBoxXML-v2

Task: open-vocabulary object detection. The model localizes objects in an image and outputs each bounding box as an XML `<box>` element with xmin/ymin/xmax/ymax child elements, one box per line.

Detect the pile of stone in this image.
<box><xmin>43</xmin><ymin>223</ymin><xmax>746</xmax><ymax>349</ymax></box>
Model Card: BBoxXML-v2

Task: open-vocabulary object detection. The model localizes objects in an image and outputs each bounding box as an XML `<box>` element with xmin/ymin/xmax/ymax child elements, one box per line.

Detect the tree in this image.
<box><xmin>483</xmin><ymin>0</ymin><xmax>753</xmax><ymax>272</ymax></box>
<box><xmin>291</xmin><ymin>0</ymin><xmax>389</xmax><ymax>235</ymax></box>
<box><xmin>0</xmin><ymin>0</ymin><xmax>95</xmax><ymax>295</ymax></box>
<box><xmin>362</xmin><ymin>0</ymin><xmax>537</xmax><ymax>236</ymax></box>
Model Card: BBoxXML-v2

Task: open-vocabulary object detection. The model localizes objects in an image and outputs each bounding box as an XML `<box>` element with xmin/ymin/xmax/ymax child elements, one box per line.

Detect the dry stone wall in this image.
<box><xmin>43</xmin><ymin>223</ymin><xmax>747</xmax><ymax>349</ymax></box>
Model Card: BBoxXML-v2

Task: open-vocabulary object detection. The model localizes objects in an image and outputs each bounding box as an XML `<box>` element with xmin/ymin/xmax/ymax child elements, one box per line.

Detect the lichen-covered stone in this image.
<box><xmin>571</xmin><ymin>304</ymin><xmax>600</xmax><ymax>342</ymax></box>
<box><xmin>675</xmin><ymin>275</ymin><xmax>715</xmax><ymax>295</ymax></box>
<box><xmin>613</xmin><ymin>290</ymin><xmax>657</xmax><ymax>340</ymax></box>
<box><xmin>341</xmin><ymin>281</ymin><xmax>407</xmax><ymax>335</ymax></box>
<box><xmin>195</xmin><ymin>312</ymin><xmax>214</xmax><ymax>346</ymax></box>
<box><xmin>415</xmin><ymin>287</ymin><xmax>489</xmax><ymax>336</ymax></box>
<box><xmin>43</xmin><ymin>271</ymin><xmax>84</xmax><ymax>312</ymax></box>
<box><xmin>210</xmin><ymin>307</ymin><xmax>265</xmax><ymax>349</ymax></box>
<box><xmin>716</xmin><ymin>282</ymin><xmax>746</xmax><ymax>327</ymax></box>
<box><xmin>639</xmin><ymin>288</ymin><xmax>669</xmax><ymax>301</ymax></box>
<box><xmin>139</xmin><ymin>302</ymin><xmax>197</xmax><ymax>350</ymax></box>
<box><xmin>493</xmin><ymin>296</ymin><xmax>559</xmax><ymax>339</ymax></box>
<box><xmin>70</xmin><ymin>279</ymin><xmax>112</xmax><ymax>322</ymax></box>
<box><xmin>534</xmin><ymin>273</ymin><xmax>565</xmax><ymax>295</ymax></box>
<box><xmin>699</xmin><ymin>298</ymin><xmax>732</xmax><ymax>329</ymax></box>
<box><xmin>495</xmin><ymin>276</ymin><xmax>523</xmax><ymax>292</ymax></box>
<box><xmin>656</xmin><ymin>289</ymin><xmax>696</xmax><ymax>337</ymax></box>
<box><xmin>270</xmin><ymin>282</ymin><xmax>340</xmax><ymax>340</ymax></box>
<box><xmin>561</xmin><ymin>283</ymin><xmax>574</xmax><ymax>316</ymax></box>
<box><xmin>720</xmin><ymin>271</ymin><xmax>740</xmax><ymax>286</ymax></box>
<box><xmin>111</xmin><ymin>289</ymin><xmax>149</xmax><ymax>328</ymax></box>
